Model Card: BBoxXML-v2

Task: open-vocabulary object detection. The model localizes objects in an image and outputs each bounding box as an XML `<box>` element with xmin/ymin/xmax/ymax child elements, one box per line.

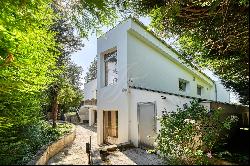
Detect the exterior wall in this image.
<box><xmin>97</xmin><ymin>19</ymin><xmax>132</xmax><ymax>145</ymax></box>
<box><xmin>127</xmin><ymin>22</ymin><xmax>217</xmax><ymax>101</ymax></box>
<box><xmin>78</xmin><ymin>106</ymin><xmax>89</xmax><ymax>121</ymax></box>
<box><xmin>128</xmin><ymin>88</ymin><xmax>195</xmax><ymax>147</ymax></box>
<box><xmin>215</xmin><ymin>81</ymin><xmax>230</xmax><ymax>103</ymax></box>
<box><xmin>84</xmin><ymin>79</ymin><xmax>97</xmax><ymax>100</ymax></box>
<box><xmin>89</xmin><ymin>107</ymin><xmax>97</xmax><ymax>126</ymax></box>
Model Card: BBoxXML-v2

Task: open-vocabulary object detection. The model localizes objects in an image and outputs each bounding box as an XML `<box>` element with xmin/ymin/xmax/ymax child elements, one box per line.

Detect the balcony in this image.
<box><xmin>84</xmin><ymin>98</ymin><xmax>97</xmax><ymax>106</ymax></box>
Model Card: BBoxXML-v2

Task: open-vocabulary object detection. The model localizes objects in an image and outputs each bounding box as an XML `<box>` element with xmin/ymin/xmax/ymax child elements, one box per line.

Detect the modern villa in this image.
<box><xmin>92</xmin><ymin>17</ymin><xmax>235</xmax><ymax>148</ymax></box>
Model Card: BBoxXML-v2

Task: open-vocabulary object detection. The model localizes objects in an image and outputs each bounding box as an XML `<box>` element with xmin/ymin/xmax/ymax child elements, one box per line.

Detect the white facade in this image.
<box><xmin>79</xmin><ymin>79</ymin><xmax>97</xmax><ymax>125</ymax></box>
<box><xmin>96</xmin><ymin>18</ymin><xmax>230</xmax><ymax>146</ymax></box>
<box><xmin>84</xmin><ymin>79</ymin><xmax>97</xmax><ymax>100</ymax></box>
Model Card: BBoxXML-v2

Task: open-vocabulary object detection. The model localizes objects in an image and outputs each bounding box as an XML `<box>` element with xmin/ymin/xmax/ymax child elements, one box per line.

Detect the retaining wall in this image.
<box><xmin>27</xmin><ymin>124</ymin><xmax>76</xmax><ymax>165</ymax></box>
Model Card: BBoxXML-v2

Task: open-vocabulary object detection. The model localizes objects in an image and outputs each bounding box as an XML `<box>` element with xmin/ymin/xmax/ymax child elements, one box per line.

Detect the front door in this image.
<box><xmin>103</xmin><ymin>111</ymin><xmax>118</xmax><ymax>144</ymax></box>
<box><xmin>138</xmin><ymin>102</ymin><xmax>156</xmax><ymax>149</ymax></box>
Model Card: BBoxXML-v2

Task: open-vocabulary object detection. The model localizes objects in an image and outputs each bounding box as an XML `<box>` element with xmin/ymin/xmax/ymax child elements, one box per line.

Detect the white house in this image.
<box><xmin>96</xmin><ymin>17</ymin><xmax>230</xmax><ymax>148</ymax></box>
<box><xmin>79</xmin><ymin>79</ymin><xmax>97</xmax><ymax>126</ymax></box>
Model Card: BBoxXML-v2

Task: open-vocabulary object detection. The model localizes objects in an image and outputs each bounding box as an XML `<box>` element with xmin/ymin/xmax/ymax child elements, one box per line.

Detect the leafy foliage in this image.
<box><xmin>156</xmin><ymin>100</ymin><xmax>238</xmax><ymax>165</ymax></box>
<box><xmin>117</xmin><ymin>0</ymin><xmax>249</xmax><ymax>105</ymax></box>
<box><xmin>0</xmin><ymin>0</ymin><xmax>117</xmax><ymax>164</ymax></box>
<box><xmin>0</xmin><ymin>0</ymin><xmax>61</xmax><ymax>164</ymax></box>
<box><xmin>0</xmin><ymin>120</ymin><xmax>73</xmax><ymax>165</ymax></box>
<box><xmin>84</xmin><ymin>56</ymin><xmax>97</xmax><ymax>83</ymax></box>
<box><xmin>54</xmin><ymin>0</ymin><xmax>118</xmax><ymax>37</ymax></box>
<box><xmin>43</xmin><ymin>4</ymin><xmax>85</xmax><ymax>127</ymax></box>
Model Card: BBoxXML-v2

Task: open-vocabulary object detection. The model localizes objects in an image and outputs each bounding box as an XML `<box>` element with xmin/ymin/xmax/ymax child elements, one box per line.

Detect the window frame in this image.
<box><xmin>179</xmin><ymin>79</ymin><xmax>188</xmax><ymax>92</ymax></box>
<box><xmin>197</xmin><ymin>85</ymin><xmax>203</xmax><ymax>96</ymax></box>
<box><xmin>104</xmin><ymin>50</ymin><xmax>118</xmax><ymax>86</ymax></box>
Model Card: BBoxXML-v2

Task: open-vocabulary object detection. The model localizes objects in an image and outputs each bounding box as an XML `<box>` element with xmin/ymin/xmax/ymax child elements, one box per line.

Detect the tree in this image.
<box><xmin>54</xmin><ymin>0</ymin><xmax>118</xmax><ymax>38</ymax></box>
<box><xmin>117</xmin><ymin>0</ymin><xmax>249</xmax><ymax>105</ymax></box>
<box><xmin>84</xmin><ymin>56</ymin><xmax>97</xmax><ymax>83</ymax></box>
<box><xmin>48</xmin><ymin>0</ymin><xmax>118</xmax><ymax>127</ymax></box>
<box><xmin>46</xmin><ymin>5</ymin><xmax>84</xmax><ymax>127</ymax></box>
<box><xmin>0</xmin><ymin>0</ymin><xmax>59</xmax><ymax>163</ymax></box>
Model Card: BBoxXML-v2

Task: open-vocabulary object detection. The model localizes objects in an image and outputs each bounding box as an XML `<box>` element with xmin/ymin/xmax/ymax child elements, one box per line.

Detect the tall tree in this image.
<box><xmin>84</xmin><ymin>56</ymin><xmax>97</xmax><ymax>83</ymax></box>
<box><xmin>47</xmin><ymin>6</ymin><xmax>84</xmax><ymax>127</ymax></box>
<box><xmin>48</xmin><ymin>0</ymin><xmax>117</xmax><ymax>127</ymax></box>
<box><xmin>0</xmin><ymin>0</ymin><xmax>59</xmax><ymax>163</ymax></box>
<box><xmin>117</xmin><ymin>0</ymin><xmax>249</xmax><ymax>105</ymax></box>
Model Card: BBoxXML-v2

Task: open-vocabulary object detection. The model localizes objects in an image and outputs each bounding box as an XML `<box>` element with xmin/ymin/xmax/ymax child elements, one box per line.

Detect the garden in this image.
<box><xmin>156</xmin><ymin>100</ymin><xmax>249</xmax><ymax>165</ymax></box>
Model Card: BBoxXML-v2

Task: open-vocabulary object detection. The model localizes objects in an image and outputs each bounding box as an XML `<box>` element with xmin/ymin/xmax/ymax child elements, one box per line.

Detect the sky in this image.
<box><xmin>70</xmin><ymin>17</ymin><xmax>240</xmax><ymax>103</ymax></box>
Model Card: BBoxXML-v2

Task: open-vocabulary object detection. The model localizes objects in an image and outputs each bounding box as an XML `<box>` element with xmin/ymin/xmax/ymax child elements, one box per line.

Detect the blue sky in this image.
<box><xmin>70</xmin><ymin>17</ymin><xmax>239</xmax><ymax>103</ymax></box>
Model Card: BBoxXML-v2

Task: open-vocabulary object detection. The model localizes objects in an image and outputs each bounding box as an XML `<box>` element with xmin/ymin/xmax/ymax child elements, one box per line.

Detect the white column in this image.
<box><xmin>97</xmin><ymin>109</ymin><xmax>103</xmax><ymax>145</ymax></box>
<box><xmin>89</xmin><ymin>108</ymin><xmax>96</xmax><ymax>126</ymax></box>
<box><xmin>89</xmin><ymin>108</ymin><xmax>93</xmax><ymax>126</ymax></box>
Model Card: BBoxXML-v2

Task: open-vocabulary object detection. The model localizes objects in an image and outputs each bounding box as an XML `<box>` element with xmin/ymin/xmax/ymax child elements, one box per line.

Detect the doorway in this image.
<box><xmin>103</xmin><ymin>111</ymin><xmax>118</xmax><ymax>144</ymax></box>
<box><xmin>138</xmin><ymin>102</ymin><xmax>156</xmax><ymax>149</ymax></box>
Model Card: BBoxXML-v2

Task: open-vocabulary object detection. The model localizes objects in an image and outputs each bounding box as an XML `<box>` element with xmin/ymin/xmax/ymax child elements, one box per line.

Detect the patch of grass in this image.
<box><xmin>56</xmin><ymin>123</ymin><xmax>73</xmax><ymax>136</ymax></box>
<box><xmin>65</xmin><ymin>112</ymin><xmax>76</xmax><ymax>116</ymax></box>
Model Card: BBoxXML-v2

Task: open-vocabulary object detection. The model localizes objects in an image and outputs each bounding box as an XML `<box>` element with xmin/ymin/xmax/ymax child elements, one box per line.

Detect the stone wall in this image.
<box><xmin>27</xmin><ymin>124</ymin><xmax>76</xmax><ymax>165</ymax></box>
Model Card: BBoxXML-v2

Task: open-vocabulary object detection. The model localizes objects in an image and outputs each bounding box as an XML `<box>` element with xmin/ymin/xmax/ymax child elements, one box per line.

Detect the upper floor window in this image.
<box><xmin>179</xmin><ymin>79</ymin><xmax>188</xmax><ymax>92</ymax></box>
<box><xmin>197</xmin><ymin>85</ymin><xmax>203</xmax><ymax>96</ymax></box>
<box><xmin>104</xmin><ymin>50</ymin><xmax>118</xmax><ymax>86</ymax></box>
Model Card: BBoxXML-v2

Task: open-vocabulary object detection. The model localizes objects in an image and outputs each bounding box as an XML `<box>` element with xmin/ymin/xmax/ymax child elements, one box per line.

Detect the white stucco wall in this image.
<box><xmin>96</xmin><ymin>19</ymin><xmax>132</xmax><ymax>145</ymax></box>
<box><xmin>215</xmin><ymin>81</ymin><xmax>230</xmax><ymax>103</ymax></box>
<box><xmin>127</xmin><ymin>21</ymin><xmax>217</xmax><ymax>101</ymax></box>
<box><xmin>84</xmin><ymin>79</ymin><xmax>97</xmax><ymax>100</ymax></box>
<box><xmin>128</xmin><ymin>88</ymin><xmax>211</xmax><ymax>147</ymax></box>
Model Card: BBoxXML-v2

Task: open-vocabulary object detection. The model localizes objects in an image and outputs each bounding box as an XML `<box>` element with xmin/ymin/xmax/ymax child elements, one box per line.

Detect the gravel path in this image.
<box><xmin>103</xmin><ymin>148</ymin><xmax>165</xmax><ymax>165</ymax></box>
<box><xmin>48</xmin><ymin>124</ymin><xmax>165</xmax><ymax>165</ymax></box>
<box><xmin>48</xmin><ymin>124</ymin><xmax>98</xmax><ymax>165</ymax></box>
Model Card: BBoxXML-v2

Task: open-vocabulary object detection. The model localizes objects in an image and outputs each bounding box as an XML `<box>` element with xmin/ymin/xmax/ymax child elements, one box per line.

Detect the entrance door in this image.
<box><xmin>138</xmin><ymin>102</ymin><xmax>156</xmax><ymax>149</ymax></box>
<box><xmin>103</xmin><ymin>111</ymin><xmax>118</xmax><ymax>144</ymax></box>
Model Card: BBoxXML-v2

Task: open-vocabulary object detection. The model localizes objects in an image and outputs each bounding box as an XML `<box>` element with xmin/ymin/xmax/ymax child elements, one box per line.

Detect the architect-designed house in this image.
<box><xmin>96</xmin><ymin>18</ymin><xmax>232</xmax><ymax>147</ymax></box>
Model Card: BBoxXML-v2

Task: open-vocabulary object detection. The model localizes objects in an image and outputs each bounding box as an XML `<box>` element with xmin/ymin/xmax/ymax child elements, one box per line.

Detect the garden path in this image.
<box><xmin>48</xmin><ymin>123</ymin><xmax>165</xmax><ymax>165</ymax></box>
<box><xmin>48</xmin><ymin>124</ymin><xmax>97</xmax><ymax>165</ymax></box>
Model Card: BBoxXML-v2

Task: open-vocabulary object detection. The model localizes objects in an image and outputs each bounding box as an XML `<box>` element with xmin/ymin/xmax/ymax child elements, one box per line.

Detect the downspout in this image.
<box><xmin>214</xmin><ymin>81</ymin><xmax>218</xmax><ymax>102</ymax></box>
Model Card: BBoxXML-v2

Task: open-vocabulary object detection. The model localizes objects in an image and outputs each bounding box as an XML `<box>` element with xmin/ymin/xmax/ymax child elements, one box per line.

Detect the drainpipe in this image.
<box><xmin>214</xmin><ymin>82</ymin><xmax>218</xmax><ymax>102</ymax></box>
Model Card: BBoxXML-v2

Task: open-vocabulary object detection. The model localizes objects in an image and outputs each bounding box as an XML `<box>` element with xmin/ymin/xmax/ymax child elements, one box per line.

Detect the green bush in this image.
<box><xmin>156</xmin><ymin>100</ymin><xmax>238</xmax><ymax>165</ymax></box>
<box><xmin>0</xmin><ymin>120</ymin><xmax>72</xmax><ymax>165</ymax></box>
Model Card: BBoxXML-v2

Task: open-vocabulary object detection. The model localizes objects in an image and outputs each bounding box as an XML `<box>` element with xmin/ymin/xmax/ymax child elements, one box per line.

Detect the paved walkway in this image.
<box><xmin>48</xmin><ymin>124</ymin><xmax>98</xmax><ymax>165</ymax></box>
<box><xmin>48</xmin><ymin>124</ymin><xmax>165</xmax><ymax>165</ymax></box>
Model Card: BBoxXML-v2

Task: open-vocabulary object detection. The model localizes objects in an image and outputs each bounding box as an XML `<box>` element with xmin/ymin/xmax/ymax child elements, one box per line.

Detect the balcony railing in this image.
<box><xmin>84</xmin><ymin>99</ymin><xmax>97</xmax><ymax>106</ymax></box>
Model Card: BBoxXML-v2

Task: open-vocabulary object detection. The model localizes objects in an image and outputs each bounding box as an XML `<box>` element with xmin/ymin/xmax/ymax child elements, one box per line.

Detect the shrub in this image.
<box><xmin>156</xmin><ymin>100</ymin><xmax>238</xmax><ymax>165</ymax></box>
<box><xmin>0</xmin><ymin>120</ymin><xmax>72</xmax><ymax>165</ymax></box>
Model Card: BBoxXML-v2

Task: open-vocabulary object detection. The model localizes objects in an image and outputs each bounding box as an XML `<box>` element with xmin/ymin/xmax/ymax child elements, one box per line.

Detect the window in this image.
<box><xmin>197</xmin><ymin>85</ymin><xmax>203</xmax><ymax>96</ymax></box>
<box><xmin>179</xmin><ymin>79</ymin><xmax>188</xmax><ymax>92</ymax></box>
<box><xmin>104</xmin><ymin>50</ymin><xmax>118</xmax><ymax>86</ymax></box>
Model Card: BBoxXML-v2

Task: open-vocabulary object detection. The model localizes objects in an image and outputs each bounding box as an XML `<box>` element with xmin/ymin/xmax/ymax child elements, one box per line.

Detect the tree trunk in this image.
<box><xmin>52</xmin><ymin>91</ymin><xmax>59</xmax><ymax>128</ymax></box>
